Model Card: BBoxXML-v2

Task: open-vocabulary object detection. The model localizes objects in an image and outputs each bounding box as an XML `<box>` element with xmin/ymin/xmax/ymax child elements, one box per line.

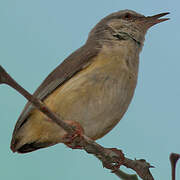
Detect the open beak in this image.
<box><xmin>140</xmin><ymin>12</ymin><xmax>170</xmax><ymax>30</ymax></box>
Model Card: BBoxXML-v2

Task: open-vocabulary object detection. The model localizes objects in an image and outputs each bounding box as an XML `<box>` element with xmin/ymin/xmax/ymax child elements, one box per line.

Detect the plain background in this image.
<box><xmin>0</xmin><ymin>0</ymin><xmax>179</xmax><ymax>179</ymax></box>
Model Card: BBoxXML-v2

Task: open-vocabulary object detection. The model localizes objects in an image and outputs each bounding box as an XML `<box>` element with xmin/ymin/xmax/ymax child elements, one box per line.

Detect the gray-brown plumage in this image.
<box><xmin>10</xmin><ymin>10</ymin><xmax>169</xmax><ymax>153</ymax></box>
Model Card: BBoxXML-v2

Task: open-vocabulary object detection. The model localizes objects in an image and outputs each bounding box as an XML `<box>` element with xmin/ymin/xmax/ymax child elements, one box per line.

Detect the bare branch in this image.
<box><xmin>114</xmin><ymin>169</ymin><xmax>138</xmax><ymax>180</ymax></box>
<box><xmin>170</xmin><ymin>153</ymin><xmax>180</xmax><ymax>180</ymax></box>
<box><xmin>123</xmin><ymin>158</ymin><xmax>154</xmax><ymax>180</ymax></box>
<box><xmin>0</xmin><ymin>65</ymin><xmax>154</xmax><ymax>180</ymax></box>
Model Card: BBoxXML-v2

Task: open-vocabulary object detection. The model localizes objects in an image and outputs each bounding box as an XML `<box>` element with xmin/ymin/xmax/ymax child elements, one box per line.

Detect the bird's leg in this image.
<box><xmin>102</xmin><ymin>148</ymin><xmax>125</xmax><ymax>172</ymax></box>
<box><xmin>62</xmin><ymin>120</ymin><xmax>84</xmax><ymax>149</ymax></box>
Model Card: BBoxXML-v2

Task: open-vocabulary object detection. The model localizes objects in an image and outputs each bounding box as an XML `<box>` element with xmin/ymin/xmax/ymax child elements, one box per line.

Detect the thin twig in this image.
<box><xmin>170</xmin><ymin>153</ymin><xmax>180</xmax><ymax>180</ymax></box>
<box><xmin>0</xmin><ymin>65</ymin><xmax>154</xmax><ymax>180</ymax></box>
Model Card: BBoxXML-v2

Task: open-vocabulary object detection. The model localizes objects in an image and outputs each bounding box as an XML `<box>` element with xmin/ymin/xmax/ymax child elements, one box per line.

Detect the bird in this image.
<box><xmin>10</xmin><ymin>10</ymin><xmax>169</xmax><ymax>153</ymax></box>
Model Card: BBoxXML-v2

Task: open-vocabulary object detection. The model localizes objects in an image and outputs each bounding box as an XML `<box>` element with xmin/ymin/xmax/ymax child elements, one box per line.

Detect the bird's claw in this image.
<box><xmin>62</xmin><ymin>120</ymin><xmax>84</xmax><ymax>149</ymax></box>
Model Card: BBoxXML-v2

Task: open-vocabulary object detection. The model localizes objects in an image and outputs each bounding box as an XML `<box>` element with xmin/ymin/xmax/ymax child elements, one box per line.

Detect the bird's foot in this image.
<box><xmin>102</xmin><ymin>148</ymin><xmax>124</xmax><ymax>172</ymax></box>
<box><xmin>62</xmin><ymin>120</ymin><xmax>84</xmax><ymax>149</ymax></box>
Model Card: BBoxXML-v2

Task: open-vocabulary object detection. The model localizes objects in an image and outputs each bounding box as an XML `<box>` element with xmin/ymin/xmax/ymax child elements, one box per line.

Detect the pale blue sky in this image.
<box><xmin>0</xmin><ymin>0</ymin><xmax>179</xmax><ymax>179</ymax></box>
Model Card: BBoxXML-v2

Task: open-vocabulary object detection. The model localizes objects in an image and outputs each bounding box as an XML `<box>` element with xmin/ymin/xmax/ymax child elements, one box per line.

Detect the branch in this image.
<box><xmin>0</xmin><ymin>65</ymin><xmax>154</xmax><ymax>180</ymax></box>
<box><xmin>114</xmin><ymin>169</ymin><xmax>138</xmax><ymax>180</ymax></box>
<box><xmin>170</xmin><ymin>153</ymin><xmax>180</xmax><ymax>180</ymax></box>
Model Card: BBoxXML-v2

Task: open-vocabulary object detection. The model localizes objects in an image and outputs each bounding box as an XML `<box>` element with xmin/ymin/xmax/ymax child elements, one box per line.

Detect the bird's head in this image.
<box><xmin>88</xmin><ymin>10</ymin><xmax>169</xmax><ymax>47</ymax></box>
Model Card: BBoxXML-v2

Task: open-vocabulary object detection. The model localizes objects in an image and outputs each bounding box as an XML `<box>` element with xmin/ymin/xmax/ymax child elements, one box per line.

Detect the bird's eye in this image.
<box><xmin>123</xmin><ymin>13</ymin><xmax>132</xmax><ymax>20</ymax></box>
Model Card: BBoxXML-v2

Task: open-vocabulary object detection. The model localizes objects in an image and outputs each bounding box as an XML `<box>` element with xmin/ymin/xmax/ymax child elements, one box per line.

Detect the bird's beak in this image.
<box><xmin>139</xmin><ymin>12</ymin><xmax>170</xmax><ymax>30</ymax></box>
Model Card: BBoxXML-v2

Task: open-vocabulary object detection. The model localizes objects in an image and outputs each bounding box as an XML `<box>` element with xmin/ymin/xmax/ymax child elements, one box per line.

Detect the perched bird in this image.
<box><xmin>10</xmin><ymin>10</ymin><xmax>169</xmax><ymax>153</ymax></box>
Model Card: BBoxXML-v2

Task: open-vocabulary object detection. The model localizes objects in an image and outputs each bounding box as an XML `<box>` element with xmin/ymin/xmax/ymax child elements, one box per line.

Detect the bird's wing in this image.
<box><xmin>12</xmin><ymin>41</ymin><xmax>101</xmax><ymax>133</ymax></box>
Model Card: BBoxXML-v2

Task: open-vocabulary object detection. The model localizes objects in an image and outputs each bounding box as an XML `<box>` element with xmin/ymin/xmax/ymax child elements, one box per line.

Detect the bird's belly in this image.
<box><xmin>45</xmin><ymin>65</ymin><xmax>136</xmax><ymax>139</ymax></box>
